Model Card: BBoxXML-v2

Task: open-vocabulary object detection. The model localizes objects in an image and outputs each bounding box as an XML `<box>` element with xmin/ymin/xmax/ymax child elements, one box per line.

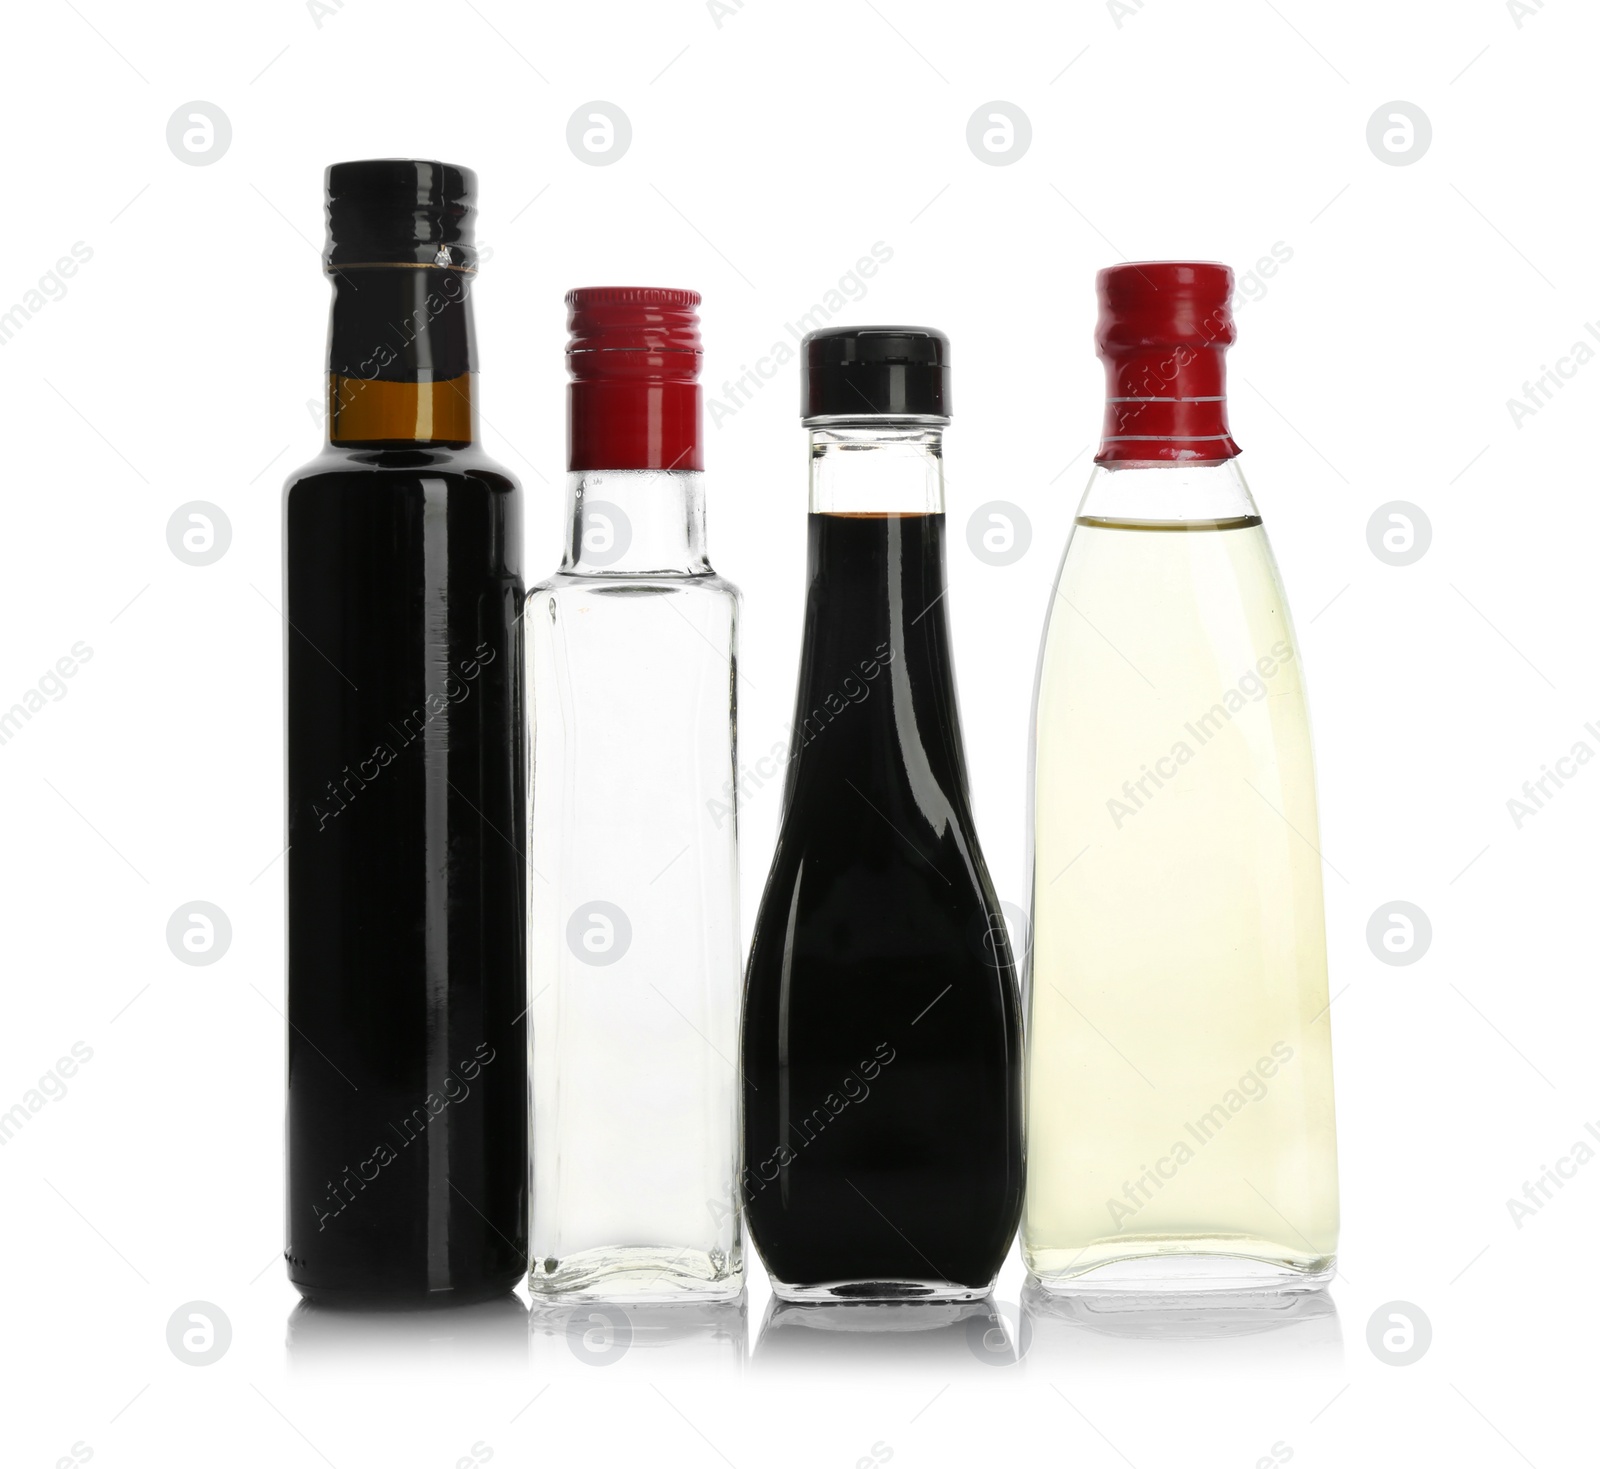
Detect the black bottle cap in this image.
<box><xmin>802</xmin><ymin>325</ymin><xmax>950</xmax><ymax>420</ymax></box>
<box><xmin>324</xmin><ymin>159</ymin><xmax>477</xmax><ymax>272</ymax></box>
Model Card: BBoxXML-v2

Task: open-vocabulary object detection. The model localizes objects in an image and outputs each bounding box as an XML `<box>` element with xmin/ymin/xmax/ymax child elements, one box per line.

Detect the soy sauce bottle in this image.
<box><xmin>741</xmin><ymin>327</ymin><xmax>1023</xmax><ymax>1301</ymax></box>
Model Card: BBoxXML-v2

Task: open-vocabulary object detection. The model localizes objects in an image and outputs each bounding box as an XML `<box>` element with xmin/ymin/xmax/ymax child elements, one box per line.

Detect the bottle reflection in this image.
<box><xmin>1019</xmin><ymin>1280</ymin><xmax>1342</xmax><ymax>1371</ymax></box>
<box><xmin>755</xmin><ymin>1296</ymin><xmax>1018</xmax><ymax>1370</ymax></box>
<box><xmin>287</xmin><ymin>1292</ymin><xmax>529</xmax><ymax>1369</ymax></box>
<box><xmin>529</xmin><ymin>1294</ymin><xmax>748</xmax><ymax>1377</ymax></box>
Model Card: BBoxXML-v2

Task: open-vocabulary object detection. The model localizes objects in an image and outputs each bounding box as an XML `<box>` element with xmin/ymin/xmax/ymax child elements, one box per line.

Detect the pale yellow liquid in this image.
<box><xmin>1025</xmin><ymin>516</ymin><xmax>1338</xmax><ymax>1289</ymax></box>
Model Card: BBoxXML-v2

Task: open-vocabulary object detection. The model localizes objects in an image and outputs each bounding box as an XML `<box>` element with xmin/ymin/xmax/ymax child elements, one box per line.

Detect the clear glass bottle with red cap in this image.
<box><xmin>526</xmin><ymin>288</ymin><xmax>743</xmax><ymax>1301</ymax></box>
<box><xmin>1024</xmin><ymin>263</ymin><xmax>1339</xmax><ymax>1293</ymax></box>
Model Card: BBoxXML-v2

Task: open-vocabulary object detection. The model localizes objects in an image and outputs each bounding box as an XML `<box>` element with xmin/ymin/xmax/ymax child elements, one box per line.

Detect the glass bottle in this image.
<box><xmin>1024</xmin><ymin>262</ymin><xmax>1339</xmax><ymax>1292</ymax></box>
<box><xmin>742</xmin><ymin>327</ymin><xmax>1024</xmax><ymax>1302</ymax></box>
<box><xmin>527</xmin><ymin>288</ymin><xmax>743</xmax><ymax>1302</ymax></box>
<box><xmin>284</xmin><ymin>160</ymin><xmax>527</xmax><ymax>1304</ymax></box>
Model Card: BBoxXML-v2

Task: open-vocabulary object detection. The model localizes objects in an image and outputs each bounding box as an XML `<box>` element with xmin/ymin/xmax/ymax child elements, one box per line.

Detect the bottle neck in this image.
<box><xmin>326</xmin><ymin>265</ymin><xmax>478</xmax><ymax>447</ymax></box>
<box><xmin>1076</xmin><ymin>456</ymin><xmax>1260</xmax><ymax>525</ymax></box>
<box><xmin>562</xmin><ymin>469</ymin><xmax>708</xmax><ymax>576</ymax></box>
<box><xmin>807</xmin><ymin>421</ymin><xmax>947</xmax><ymax>514</ymax></box>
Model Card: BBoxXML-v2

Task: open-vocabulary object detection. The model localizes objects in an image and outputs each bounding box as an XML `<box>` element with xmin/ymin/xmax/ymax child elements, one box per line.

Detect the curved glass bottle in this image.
<box><xmin>1024</xmin><ymin>264</ymin><xmax>1338</xmax><ymax>1293</ymax></box>
<box><xmin>742</xmin><ymin>369</ymin><xmax>1024</xmax><ymax>1302</ymax></box>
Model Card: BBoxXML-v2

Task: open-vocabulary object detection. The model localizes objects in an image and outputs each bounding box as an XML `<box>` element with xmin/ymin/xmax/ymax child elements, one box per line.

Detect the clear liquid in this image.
<box><xmin>1025</xmin><ymin>514</ymin><xmax>1338</xmax><ymax>1291</ymax></box>
<box><xmin>527</xmin><ymin>472</ymin><xmax>743</xmax><ymax>1302</ymax></box>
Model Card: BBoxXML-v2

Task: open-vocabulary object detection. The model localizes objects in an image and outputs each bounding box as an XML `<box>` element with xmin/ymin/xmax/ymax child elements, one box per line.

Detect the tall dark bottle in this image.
<box><xmin>741</xmin><ymin>327</ymin><xmax>1024</xmax><ymax>1301</ymax></box>
<box><xmin>283</xmin><ymin>161</ymin><xmax>527</xmax><ymax>1303</ymax></box>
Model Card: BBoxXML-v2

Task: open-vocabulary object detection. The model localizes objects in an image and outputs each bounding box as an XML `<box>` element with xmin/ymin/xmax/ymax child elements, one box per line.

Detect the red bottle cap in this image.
<box><xmin>1094</xmin><ymin>261</ymin><xmax>1239</xmax><ymax>465</ymax></box>
<box><xmin>566</xmin><ymin>287</ymin><xmax>703</xmax><ymax>472</ymax></box>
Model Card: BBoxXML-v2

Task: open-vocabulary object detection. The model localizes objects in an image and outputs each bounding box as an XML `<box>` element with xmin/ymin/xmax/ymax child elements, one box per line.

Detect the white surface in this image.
<box><xmin>0</xmin><ymin>1</ymin><xmax>1592</xmax><ymax>1464</ymax></box>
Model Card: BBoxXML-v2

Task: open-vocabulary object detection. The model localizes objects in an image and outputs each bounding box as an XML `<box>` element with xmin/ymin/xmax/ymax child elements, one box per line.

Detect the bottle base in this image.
<box><xmin>768</xmin><ymin>1277</ymin><xmax>996</xmax><ymax>1305</ymax></box>
<box><xmin>289</xmin><ymin>1269</ymin><xmax>526</xmax><ymax>1310</ymax></box>
<box><xmin>1026</xmin><ymin>1245</ymin><xmax>1334</xmax><ymax>1296</ymax></box>
<box><xmin>528</xmin><ymin>1246</ymin><xmax>743</xmax><ymax>1303</ymax></box>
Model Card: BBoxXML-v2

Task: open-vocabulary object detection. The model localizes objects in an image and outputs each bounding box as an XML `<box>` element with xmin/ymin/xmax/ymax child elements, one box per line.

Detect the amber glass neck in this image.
<box><xmin>328</xmin><ymin>372</ymin><xmax>476</xmax><ymax>446</ymax></box>
<box><xmin>325</xmin><ymin>264</ymin><xmax>478</xmax><ymax>447</ymax></box>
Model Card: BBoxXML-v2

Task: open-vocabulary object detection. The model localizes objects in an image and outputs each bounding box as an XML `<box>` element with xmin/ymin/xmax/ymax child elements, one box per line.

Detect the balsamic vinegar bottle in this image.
<box><xmin>741</xmin><ymin>327</ymin><xmax>1024</xmax><ymax>1301</ymax></box>
<box><xmin>283</xmin><ymin>160</ymin><xmax>527</xmax><ymax>1304</ymax></box>
<box><xmin>1024</xmin><ymin>263</ymin><xmax>1338</xmax><ymax>1292</ymax></box>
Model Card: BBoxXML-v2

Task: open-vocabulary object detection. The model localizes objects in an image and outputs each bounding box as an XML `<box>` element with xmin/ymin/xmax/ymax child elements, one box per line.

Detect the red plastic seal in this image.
<box><xmin>1094</xmin><ymin>261</ymin><xmax>1239</xmax><ymax>465</ymax></box>
<box><xmin>566</xmin><ymin>286</ymin><xmax>704</xmax><ymax>472</ymax></box>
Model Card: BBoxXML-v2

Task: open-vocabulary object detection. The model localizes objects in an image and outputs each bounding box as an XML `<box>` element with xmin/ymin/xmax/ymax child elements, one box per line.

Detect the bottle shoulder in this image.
<box><xmin>527</xmin><ymin>569</ymin><xmax>740</xmax><ymax>603</ymax></box>
<box><xmin>284</xmin><ymin>444</ymin><xmax>521</xmax><ymax>498</ymax></box>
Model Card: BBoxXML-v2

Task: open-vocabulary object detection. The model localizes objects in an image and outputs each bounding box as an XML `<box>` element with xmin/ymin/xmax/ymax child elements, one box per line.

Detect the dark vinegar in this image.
<box><xmin>741</xmin><ymin>511</ymin><xmax>1024</xmax><ymax>1298</ymax></box>
<box><xmin>285</xmin><ymin>445</ymin><xmax>527</xmax><ymax>1304</ymax></box>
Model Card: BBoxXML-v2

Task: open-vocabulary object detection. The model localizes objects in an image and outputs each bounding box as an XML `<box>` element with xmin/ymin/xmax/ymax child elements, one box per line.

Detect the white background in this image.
<box><xmin>0</xmin><ymin>0</ymin><xmax>1593</xmax><ymax>1464</ymax></box>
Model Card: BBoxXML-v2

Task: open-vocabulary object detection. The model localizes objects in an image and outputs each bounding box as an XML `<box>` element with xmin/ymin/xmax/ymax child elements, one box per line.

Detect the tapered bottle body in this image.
<box><xmin>528</xmin><ymin>289</ymin><xmax>743</xmax><ymax>1302</ymax></box>
<box><xmin>743</xmin><ymin>332</ymin><xmax>1023</xmax><ymax>1303</ymax></box>
<box><xmin>284</xmin><ymin>161</ymin><xmax>527</xmax><ymax>1304</ymax></box>
<box><xmin>1023</xmin><ymin>263</ymin><xmax>1338</xmax><ymax>1292</ymax></box>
